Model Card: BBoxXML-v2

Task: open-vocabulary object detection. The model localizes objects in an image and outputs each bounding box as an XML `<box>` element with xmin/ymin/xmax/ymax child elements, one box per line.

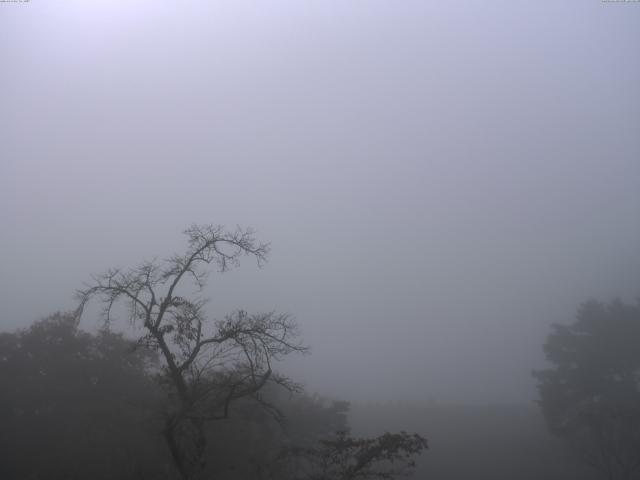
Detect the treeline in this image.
<box><xmin>3</xmin><ymin>225</ymin><xmax>639</xmax><ymax>480</ymax></box>
<box><xmin>0</xmin><ymin>312</ymin><xmax>607</xmax><ymax>480</ymax></box>
<box><xmin>0</xmin><ymin>312</ymin><xmax>424</xmax><ymax>480</ymax></box>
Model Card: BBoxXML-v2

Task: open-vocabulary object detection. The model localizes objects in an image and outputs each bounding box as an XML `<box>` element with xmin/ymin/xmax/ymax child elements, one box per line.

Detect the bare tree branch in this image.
<box><xmin>74</xmin><ymin>224</ymin><xmax>304</xmax><ymax>480</ymax></box>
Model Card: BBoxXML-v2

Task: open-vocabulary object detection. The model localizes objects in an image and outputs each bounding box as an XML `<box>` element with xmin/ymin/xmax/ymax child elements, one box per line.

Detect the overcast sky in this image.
<box><xmin>1</xmin><ymin>1</ymin><xmax>639</xmax><ymax>404</ymax></box>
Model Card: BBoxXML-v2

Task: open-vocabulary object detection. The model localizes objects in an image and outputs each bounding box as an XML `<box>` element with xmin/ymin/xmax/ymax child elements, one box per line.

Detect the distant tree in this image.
<box><xmin>75</xmin><ymin>224</ymin><xmax>308</xmax><ymax>480</ymax></box>
<box><xmin>280</xmin><ymin>394</ymin><xmax>351</xmax><ymax>447</ymax></box>
<box><xmin>0</xmin><ymin>312</ymin><xmax>168</xmax><ymax>479</ymax></box>
<box><xmin>533</xmin><ymin>299</ymin><xmax>640</xmax><ymax>480</ymax></box>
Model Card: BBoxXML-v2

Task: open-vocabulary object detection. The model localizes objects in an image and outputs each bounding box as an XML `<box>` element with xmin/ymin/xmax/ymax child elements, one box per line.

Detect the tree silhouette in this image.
<box><xmin>533</xmin><ymin>299</ymin><xmax>640</xmax><ymax>480</ymax></box>
<box><xmin>0</xmin><ymin>313</ymin><xmax>167</xmax><ymax>479</ymax></box>
<box><xmin>280</xmin><ymin>430</ymin><xmax>428</xmax><ymax>480</ymax></box>
<box><xmin>76</xmin><ymin>224</ymin><xmax>308</xmax><ymax>480</ymax></box>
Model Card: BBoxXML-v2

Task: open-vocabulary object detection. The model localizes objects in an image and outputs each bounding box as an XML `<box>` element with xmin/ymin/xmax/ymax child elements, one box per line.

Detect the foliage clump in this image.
<box><xmin>534</xmin><ymin>299</ymin><xmax>640</xmax><ymax>479</ymax></box>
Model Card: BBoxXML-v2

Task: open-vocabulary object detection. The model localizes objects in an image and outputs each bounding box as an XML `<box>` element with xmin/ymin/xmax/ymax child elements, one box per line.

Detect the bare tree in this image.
<box><xmin>75</xmin><ymin>224</ymin><xmax>308</xmax><ymax>480</ymax></box>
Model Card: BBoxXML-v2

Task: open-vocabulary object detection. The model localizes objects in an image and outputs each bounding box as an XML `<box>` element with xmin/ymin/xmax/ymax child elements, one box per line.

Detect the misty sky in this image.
<box><xmin>1</xmin><ymin>1</ymin><xmax>639</xmax><ymax>404</ymax></box>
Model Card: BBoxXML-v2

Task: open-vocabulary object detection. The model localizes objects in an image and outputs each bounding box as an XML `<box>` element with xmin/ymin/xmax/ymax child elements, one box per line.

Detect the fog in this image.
<box><xmin>2</xmin><ymin>0</ymin><xmax>639</xmax><ymax>411</ymax></box>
